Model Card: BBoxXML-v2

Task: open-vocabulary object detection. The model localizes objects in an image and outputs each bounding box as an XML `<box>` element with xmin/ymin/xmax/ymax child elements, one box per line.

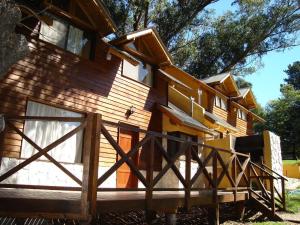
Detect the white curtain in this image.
<box><xmin>39</xmin><ymin>15</ymin><xmax>68</xmax><ymax>49</ymax></box>
<box><xmin>21</xmin><ymin>101</ymin><xmax>83</xmax><ymax>163</ymax></box>
<box><xmin>67</xmin><ymin>25</ymin><xmax>86</xmax><ymax>55</ymax></box>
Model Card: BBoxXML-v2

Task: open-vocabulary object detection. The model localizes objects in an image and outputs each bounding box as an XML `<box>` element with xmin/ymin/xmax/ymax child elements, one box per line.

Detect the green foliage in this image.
<box><xmin>104</xmin><ymin>0</ymin><xmax>300</xmax><ymax>78</ymax></box>
<box><xmin>285</xmin><ymin>61</ymin><xmax>300</xmax><ymax>90</ymax></box>
<box><xmin>265</xmin><ymin>84</ymin><xmax>300</xmax><ymax>158</ymax></box>
<box><xmin>236</xmin><ymin>77</ymin><xmax>253</xmax><ymax>88</ymax></box>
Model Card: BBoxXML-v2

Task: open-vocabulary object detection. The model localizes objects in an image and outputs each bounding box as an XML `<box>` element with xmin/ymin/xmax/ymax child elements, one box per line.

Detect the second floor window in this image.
<box><xmin>39</xmin><ymin>13</ymin><xmax>92</xmax><ymax>59</ymax></box>
<box><xmin>122</xmin><ymin>60</ymin><xmax>153</xmax><ymax>87</ymax></box>
<box><xmin>237</xmin><ymin>109</ymin><xmax>247</xmax><ymax>121</ymax></box>
<box><xmin>214</xmin><ymin>96</ymin><xmax>227</xmax><ymax>110</ymax></box>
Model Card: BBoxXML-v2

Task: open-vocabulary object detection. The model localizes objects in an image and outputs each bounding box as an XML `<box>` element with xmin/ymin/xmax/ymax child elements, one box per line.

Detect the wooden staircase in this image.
<box><xmin>247</xmin><ymin>162</ymin><xmax>288</xmax><ymax>221</ymax></box>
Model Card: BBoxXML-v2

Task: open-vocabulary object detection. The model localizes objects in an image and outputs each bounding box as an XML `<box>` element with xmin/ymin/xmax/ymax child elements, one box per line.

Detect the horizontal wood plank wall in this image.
<box><xmin>235</xmin><ymin>118</ymin><xmax>247</xmax><ymax>137</ymax></box>
<box><xmin>0</xmin><ymin>38</ymin><xmax>166</xmax><ymax>167</ymax></box>
<box><xmin>212</xmin><ymin>106</ymin><xmax>228</xmax><ymax>122</ymax></box>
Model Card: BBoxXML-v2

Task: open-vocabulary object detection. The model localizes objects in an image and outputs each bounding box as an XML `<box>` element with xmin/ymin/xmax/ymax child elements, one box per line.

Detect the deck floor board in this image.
<box><xmin>0</xmin><ymin>188</ymin><xmax>250</xmax><ymax>217</ymax></box>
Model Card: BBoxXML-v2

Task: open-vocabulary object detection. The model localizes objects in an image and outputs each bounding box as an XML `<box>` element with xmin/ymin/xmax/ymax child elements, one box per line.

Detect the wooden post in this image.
<box><xmin>281</xmin><ymin>177</ymin><xmax>286</xmax><ymax>211</ymax></box>
<box><xmin>236</xmin><ymin>201</ymin><xmax>246</xmax><ymax>221</ymax></box>
<box><xmin>81</xmin><ymin>113</ymin><xmax>101</xmax><ymax>218</ymax></box>
<box><xmin>270</xmin><ymin>177</ymin><xmax>275</xmax><ymax>216</ymax></box>
<box><xmin>212</xmin><ymin>149</ymin><xmax>218</xmax><ymax>204</ymax></box>
<box><xmin>185</xmin><ymin>143</ymin><xmax>191</xmax><ymax>210</ymax></box>
<box><xmin>233</xmin><ymin>155</ymin><xmax>237</xmax><ymax>201</ymax></box>
<box><xmin>166</xmin><ymin>213</ymin><xmax>177</xmax><ymax>225</ymax></box>
<box><xmin>208</xmin><ymin>204</ymin><xmax>219</xmax><ymax>225</ymax></box>
<box><xmin>146</xmin><ymin>136</ymin><xmax>155</xmax><ymax>212</ymax></box>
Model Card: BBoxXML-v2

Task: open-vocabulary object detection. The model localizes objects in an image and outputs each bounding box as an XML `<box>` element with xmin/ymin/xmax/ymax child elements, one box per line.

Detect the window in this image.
<box><xmin>214</xmin><ymin>96</ymin><xmax>227</xmax><ymax>110</ymax></box>
<box><xmin>122</xmin><ymin>60</ymin><xmax>153</xmax><ymax>86</ymax></box>
<box><xmin>167</xmin><ymin>132</ymin><xmax>198</xmax><ymax>160</ymax></box>
<box><xmin>237</xmin><ymin>109</ymin><xmax>247</xmax><ymax>121</ymax></box>
<box><xmin>21</xmin><ymin>101</ymin><xmax>83</xmax><ymax>163</ymax></box>
<box><xmin>39</xmin><ymin>13</ymin><xmax>92</xmax><ymax>59</ymax></box>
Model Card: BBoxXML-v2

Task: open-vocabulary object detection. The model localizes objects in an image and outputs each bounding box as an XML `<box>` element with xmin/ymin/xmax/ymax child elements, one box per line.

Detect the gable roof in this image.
<box><xmin>201</xmin><ymin>72</ymin><xmax>240</xmax><ymax>97</ymax></box>
<box><xmin>110</xmin><ymin>28</ymin><xmax>173</xmax><ymax>65</ymax></box>
<box><xmin>238</xmin><ymin>88</ymin><xmax>257</xmax><ymax>109</ymax></box>
<box><xmin>159</xmin><ymin>103</ymin><xmax>214</xmax><ymax>134</ymax></box>
<box><xmin>202</xmin><ymin>72</ymin><xmax>231</xmax><ymax>85</ymax></box>
<box><xmin>80</xmin><ymin>0</ymin><xmax>117</xmax><ymax>36</ymax></box>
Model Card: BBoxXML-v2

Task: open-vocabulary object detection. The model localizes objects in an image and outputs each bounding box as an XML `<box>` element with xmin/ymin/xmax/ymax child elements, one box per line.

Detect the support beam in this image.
<box><xmin>208</xmin><ymin>204</ymin><xmax>219</xmax><ymax>225</ymax></box>
<box><xmin>236</xmin><ymin>201</ymin><xmax>246</xmax><ymax>221</ymax></box>
<box><xmin>165</xmin><ymin>213</ymin><xmax>177</xmax><ymax>225</ymax></box>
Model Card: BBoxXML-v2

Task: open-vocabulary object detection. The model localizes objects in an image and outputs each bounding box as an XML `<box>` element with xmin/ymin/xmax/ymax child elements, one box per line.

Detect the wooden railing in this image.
<box><xmin>0</xmin><ymin>114</ymin><xmax>286</xmax><ymax>219</ymax></box>
<box><xmin>0</xmin><ymin>113</ymin><xmax>101</xmax><ymax>219</ymax></box>
<box><xmin>98</xmin><ymin>121</ymin><xmax>251</xmax><ymax>210</ymax></box>
<box><xmin>248</xmin><ymin>161</ymin><xmax>287</xmax><ymax>215</ymax></box>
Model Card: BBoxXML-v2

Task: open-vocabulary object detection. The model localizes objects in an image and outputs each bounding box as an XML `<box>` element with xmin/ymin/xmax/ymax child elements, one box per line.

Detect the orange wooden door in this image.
<box><xmin>117</xmin><ymin>129</ymin><xmax>138</xmax><ymax>188</ymax></box>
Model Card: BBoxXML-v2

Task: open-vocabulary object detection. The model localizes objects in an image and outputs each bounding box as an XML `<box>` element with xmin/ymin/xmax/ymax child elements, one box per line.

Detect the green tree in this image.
<box><xmin>104</xmin><ymin>0</ymin><xmax>300</xmax><ymax>78</ymax></box>
<box><xmin>235</xmin><ymin>77</ymin><xmax>252</xmax><ymax>88</ymax></box>
<box><xmin>284</xmin><ymin>61</ymin><xmax>300</xmax><ymax>90</ymax></box>
<box><xmin>265</xmin><ymin>84</ymin><xmax>300</xmax><ymax>158</ymax></box>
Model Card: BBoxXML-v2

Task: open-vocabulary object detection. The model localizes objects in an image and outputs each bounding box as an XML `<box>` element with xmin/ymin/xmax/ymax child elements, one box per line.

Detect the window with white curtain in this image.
<box><xmin>237</xmin><ymin>109</ymin><xmax>247</xmax><ymax>121</ymax></box>
<box><xmin>122</xmin><ymin>60</ymin><xmax>153</xmax><ymax>87</ymax></box>
<box><xmin>39</xmin><ymin>13</ymin><xmax>92</xmax><ymax>59</ymax></box>
<box><xmin>21</xmin><ymin>101</ymin><xmax>83</xmax><ymax>164</ymax></box>
<box><xmin>214</xmin><ymin>96</ymin><xmax>227</xmax><ymax>110</ymax></box>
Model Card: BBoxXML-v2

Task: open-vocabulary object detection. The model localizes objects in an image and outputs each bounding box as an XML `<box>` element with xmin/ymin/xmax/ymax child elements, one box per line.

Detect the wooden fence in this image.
<box><xmin>0</xmin><ymin>113</ymin><xmax>286</xmax><ymax>219</ymax></box>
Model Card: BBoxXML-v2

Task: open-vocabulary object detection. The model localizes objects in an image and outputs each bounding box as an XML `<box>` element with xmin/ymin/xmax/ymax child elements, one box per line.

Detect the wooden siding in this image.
<box><xmin>212</xmin><ymin>106</ymin><xmax>228</xmax><ymax>122</ymax></box>
<box><xmin>235</xmin><ymin>118</ymin><xmax>247</xmax><ymax>137</ymax></box>
<box><xmin>0</xmin><ymin>37</ymin><xmax>167</xmax><ymax>167</ymax></box>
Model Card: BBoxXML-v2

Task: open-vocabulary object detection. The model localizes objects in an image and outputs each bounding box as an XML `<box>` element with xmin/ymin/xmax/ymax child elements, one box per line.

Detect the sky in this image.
<box><xmin>207</xmin><ymin>0</ymin><xmax>300</xmax><ymax>107</ymax></box>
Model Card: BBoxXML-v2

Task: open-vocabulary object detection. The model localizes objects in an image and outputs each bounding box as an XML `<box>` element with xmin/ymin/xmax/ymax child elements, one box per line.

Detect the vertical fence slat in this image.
<box><xmin>146</xmin><ymin>136</ymin><xmax>155</xmax><ymax>210</ymax></box>
<box><xmin>281</xmin><ymin>177</ymin><xmax>286</xmax><ymax>210</ymax></box>
<box><xmin>212</xmin><ymin>148</ymin><xmax>218</xmax><ymax>205</ymax></box>
<box><xmin>185</xmin><ymin>143</ymin><xmax>191</xmax><ymax>210</ymax></box>
<box><xmin>81</xmin><ymin>113</ymin><xmax>101</xmax><ymax>218</ymax></box>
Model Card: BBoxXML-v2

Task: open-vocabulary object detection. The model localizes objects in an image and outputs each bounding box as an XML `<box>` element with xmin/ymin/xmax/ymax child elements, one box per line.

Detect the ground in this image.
<box><xmin>97</xmin><ymin>189</ymin><xmax>300</xmax><ymax>225</ymax></box>
<box><xmin>283</xmin><ymin>160</ymin><xmax>300</xmax><ymax>165</ymax></box>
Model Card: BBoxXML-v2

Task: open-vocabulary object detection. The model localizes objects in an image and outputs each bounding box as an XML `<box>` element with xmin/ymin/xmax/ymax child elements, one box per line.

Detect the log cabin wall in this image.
<box><xmin>0</xmin><ymin>37</ymin><xmax>167</xmax><ymax>169</ymax></box>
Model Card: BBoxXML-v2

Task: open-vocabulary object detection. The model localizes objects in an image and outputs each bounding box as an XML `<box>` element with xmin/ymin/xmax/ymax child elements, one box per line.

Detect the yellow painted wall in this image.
<box><xmin>283</xmin><ymin>164</ymin><xmax>300</xmax><ymax>179</ymax></box>
<box><xmin>204</xmin><ymin>136</ymin><xmax>234</xmax><ymax>188</ymax></box>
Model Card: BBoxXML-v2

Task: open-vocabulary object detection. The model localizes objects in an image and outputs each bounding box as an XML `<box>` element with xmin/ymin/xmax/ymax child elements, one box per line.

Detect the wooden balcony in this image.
<box><xmin>0</xmin><ymin>114</ymin><xmax>286</xmax><ymax>223</ymax></box>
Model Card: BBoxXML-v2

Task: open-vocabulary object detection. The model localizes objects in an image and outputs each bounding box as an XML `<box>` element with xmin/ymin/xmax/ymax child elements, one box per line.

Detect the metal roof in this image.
<box><xmin>201</xmin><ymin>72</ymin><xmax>231</xmax><ymax>84</ymax></box>
<box><xmin>204</xmin><ymin>111</ymin><xmax>239</xmax><ymax>132</ymax></box>
<box><xmin>159</xmin><ymin>103</ymin><xmax>214</xmax><ymax>134</ymax></box>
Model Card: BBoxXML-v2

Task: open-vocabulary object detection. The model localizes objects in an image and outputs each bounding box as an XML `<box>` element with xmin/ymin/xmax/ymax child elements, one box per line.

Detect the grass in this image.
<box><xmin>286</xmin><ymin>192</ymin><xmax>300</xmax><ymax>213</ymax></box>
<box><xmin>283</xmin><ymin>160</ymin><xmax>299</xmax><ymax>165</ymax></box>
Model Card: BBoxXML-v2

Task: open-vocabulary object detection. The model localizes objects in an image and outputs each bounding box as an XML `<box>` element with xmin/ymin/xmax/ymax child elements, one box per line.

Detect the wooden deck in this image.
<box><xmin>0</xmin><ymin>188</ymin><xmax>249</xmax><ymax>217</ymax></box>
<box><xmin>0</xmin><ymin>115</ymin><xmax>287</xmax><ymax>223</ymax></box>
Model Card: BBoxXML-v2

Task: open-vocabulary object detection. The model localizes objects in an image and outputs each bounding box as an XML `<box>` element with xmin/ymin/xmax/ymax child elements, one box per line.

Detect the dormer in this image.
<box><xmin>16</xmin><ymin>0</ymin><xmax>117</xmax><ymax>59</ymax></box>
<box><xmin>109</xmin><ymin>28</ymin><xmax>174</xmax><ymax>87</ymax></box>
<box><xmin>237</xmin><ymin>88</ymin><xmax>257</xmax><ymax>110</ymax></box>
<box><xmin>201</xmin><ymin>72</ymin><xmax>240</xmax><ymax>97</ymax></box>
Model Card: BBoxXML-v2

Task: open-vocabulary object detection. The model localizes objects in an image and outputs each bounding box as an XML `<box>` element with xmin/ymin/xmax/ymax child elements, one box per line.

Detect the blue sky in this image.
<box><xmin>207</xmin><ymin>0</ymin><xmax>300</xmax><ymax>107</ymax></box>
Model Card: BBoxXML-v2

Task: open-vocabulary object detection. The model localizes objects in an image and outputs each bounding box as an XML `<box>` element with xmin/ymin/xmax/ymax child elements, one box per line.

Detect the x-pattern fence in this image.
<box><xmin>98</xmin><ymin>121</ymin><xmax>252</xmax><ymax>210</ymax></box>
<box><xmin>0</xmin><ymin>113</ymin><xmax>286</xmax><ymax>219</ymax></box>
<box><xmin>0</xmin><ymin>113</ymin><xmax>101</xmax><ymax>219</ymax></box>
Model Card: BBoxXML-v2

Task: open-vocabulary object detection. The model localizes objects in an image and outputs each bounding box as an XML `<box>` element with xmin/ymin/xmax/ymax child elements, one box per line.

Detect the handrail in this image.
<box><xmin>102</xmin><ymin>119</ymin><xmax>244</xmax><ymax>156</ymax></box>
<box><xmin>250</xmin><ymin>162</ymin><xmax>277</xmax><ymax>179</ymax></box>
<box><xmin>261</xmin><ymin>163</ymin><xmax>288</xmax><ymax>181</ymax></box>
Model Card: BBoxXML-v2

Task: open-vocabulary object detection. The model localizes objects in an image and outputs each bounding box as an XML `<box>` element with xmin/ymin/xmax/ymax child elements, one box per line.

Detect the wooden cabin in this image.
<box><xmin>0</xmin><ymin>0</ymin><xmax>173</xmax><ymax>188</ymax></box>
<box><xmin>0</xmin><ymin>1</ymin><xmax>286</xmax><ymax>224</ymax></box>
